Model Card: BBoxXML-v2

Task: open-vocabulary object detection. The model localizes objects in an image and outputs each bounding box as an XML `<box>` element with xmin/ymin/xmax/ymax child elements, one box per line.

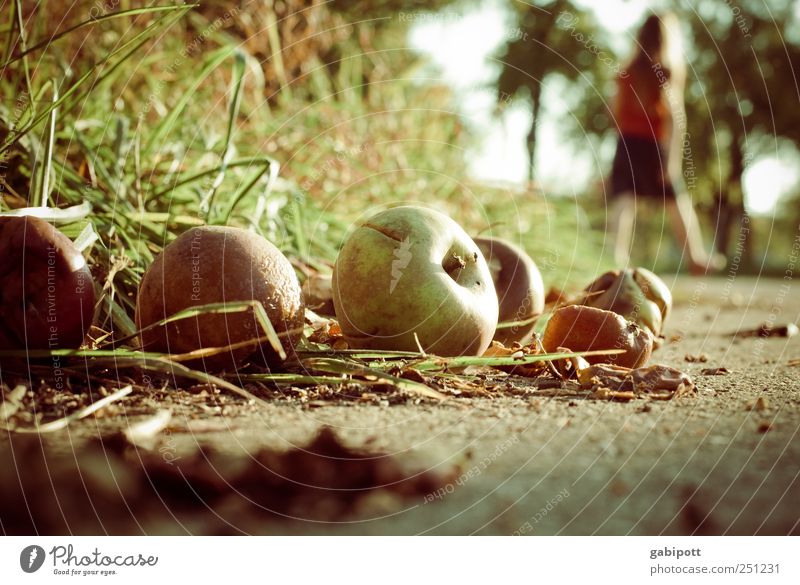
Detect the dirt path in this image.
<box><xmin>3</xmin><ymin>276</ymin><xmax>799</xmax><ymax>535</ymax></box>
<box><xmin>232</xmin><ymin>276</ymin><xmax>800</xmax><ymax>535</ymax></box>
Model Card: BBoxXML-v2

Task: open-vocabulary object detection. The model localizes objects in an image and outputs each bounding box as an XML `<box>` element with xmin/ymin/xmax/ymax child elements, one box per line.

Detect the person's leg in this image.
<box><xmin>610</xmin><ymin>193</ymin><xmax>636</xmax><ymax>267</ymax></box>
<box><xmin>666</xmin><ymin>192</ymin><xmax>724</xmax><ymax>274</ymax></box>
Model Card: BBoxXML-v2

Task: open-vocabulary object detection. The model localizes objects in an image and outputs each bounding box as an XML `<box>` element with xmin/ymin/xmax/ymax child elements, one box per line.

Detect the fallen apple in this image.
<box><xmin>582</xmin><ymin>267</ymin><xmax>672</xmax><ymax>338</ymax></box>
<box><xmin>474</xmin><ymin>236</ymin><xmax>545</xmax><ymax>345</ymax></box>
<box><xmin>542</xmin><ymin>304</ymin><xmax>653</xmax><ymax>368</ymax></box>
<box><xmin>332</xmin><ymin>206</ymin><xmax>498</xmax><ymax>356</ymax></box>
<box><xmin>136</xmin><ymin>226</ymin><xmax>304</xmax><ymax>371</ymax></box>
<box><xmin>0</xmin><ymin>216</ymin><xmax>95</xmax><ymax>350</ymax></box>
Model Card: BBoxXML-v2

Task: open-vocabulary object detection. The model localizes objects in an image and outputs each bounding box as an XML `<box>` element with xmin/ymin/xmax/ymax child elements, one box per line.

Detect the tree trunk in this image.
<box><xmin>715</xmin><ymin>130</ymin><xmax>752</xmax><ymax>268</ymax></box>
<box><xmin>527</xmin><ymin>85</ymin><xmax>541</xmax><ymax>183</ymax></box>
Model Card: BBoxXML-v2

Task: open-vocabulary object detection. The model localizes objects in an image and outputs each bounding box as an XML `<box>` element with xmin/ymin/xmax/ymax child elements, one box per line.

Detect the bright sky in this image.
<box><xmin>408</xmin><ymin>0</ymin><xmax>798</xmax><ymax>215</ymax></box>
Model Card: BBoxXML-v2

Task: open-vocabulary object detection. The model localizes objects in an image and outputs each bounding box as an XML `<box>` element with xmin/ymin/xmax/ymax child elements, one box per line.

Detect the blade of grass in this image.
<box><xmin>105</xmin><ymin>300</ymin><xmax>286</xmax><ymax>359</ymax></box>
<box><xmin>33</xmin><ymin>83</ymin><xmax>58</xmax><ymax>207</ymax></box>
<box><xmin>407</xmin><ymin>349</ymin><xmax>625</xmax><ymax>372</ymax></box>
<box><xmin>103</xmin><ymin>294</ymin><xmax>138</xmax><ymax>338</ymax></box>
<box><xmin>233</xmin><ymin>373</ymin><xmax>353</xmax><ymax>385</ymax></box>
<box><xmin>0</xmin><ymin>201</ymin><xmax>92</xmax><ymax>222</ymax></box>
<box><xmin>495</xmin><ymin>315</ymin><xmax>538</xmax><ymax>330</ymax></box>
<box><xmin>2</xmin><ymin>3</ymin><xmax>16</xmax><ymax>64</ymax></box>
<box><xmin>295</xmin><ymin>348</ymin><xmax>425</xmax><ymax>359</ymax></box>
<box><xmin>219</xmin><ymin>157</ymin><xmax>279</xmax><ymax>226</ymax></box>
<box><xmin>149</xmin><ymin>157</ymin><xmax>275</xmax><ymax>200</ymax></box>
<box><xmin>105</xmin><ymin>356</ymin><xmax>261</xmax><ymax>402</ymax></box>
<box><xmin>73</xmin><ymin>221</ymin><xmax>100</xmax><ymax>252</ymax></box>
<box><xmin>300</xmin><ymin>357</ymin><xmax>446</xmax><ymax>400</ymax></box>
<box><xmin>201</xmin><ymin>49</ymin><xmax>247</xmax><ymax>220</ymax></box>
<box><xmin>144</xmin><ymin>45</ymin><xmax>235</xmax><ymax>154</ymax></box>
<box><xmin>12</xmin><ymin>0</ymin><xmax>33</xmax><ymax>105</ymax></box>
<box><xmin>1</xmin><ymin>351</ymin><xmax>265</xmax><ymax>404</ymax></box>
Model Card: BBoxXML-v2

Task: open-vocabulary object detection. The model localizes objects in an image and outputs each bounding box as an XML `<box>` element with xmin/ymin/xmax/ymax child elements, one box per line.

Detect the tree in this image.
<box><xmin>493</xmin><ymin>0</ymin><xmax>611</xmax><ymax>182</ymax></box>
<box><xmin>677</xmin><ymin>0</ymin><xmax>800</xmax><ymax>260</ymax></box>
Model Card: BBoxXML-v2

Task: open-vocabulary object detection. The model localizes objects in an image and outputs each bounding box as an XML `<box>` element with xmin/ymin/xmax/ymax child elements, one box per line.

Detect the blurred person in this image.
<box><xmin>608</xmin><ymin>12</ymin><xmax>724</xmax><ymax>274</ymax></box>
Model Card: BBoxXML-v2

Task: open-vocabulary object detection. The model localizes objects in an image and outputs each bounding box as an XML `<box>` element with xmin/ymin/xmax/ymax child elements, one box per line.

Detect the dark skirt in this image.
<box><xmin>610</xmin><ymin>134</ymin><xmax>681</xmax><ymax>199</ymax></box>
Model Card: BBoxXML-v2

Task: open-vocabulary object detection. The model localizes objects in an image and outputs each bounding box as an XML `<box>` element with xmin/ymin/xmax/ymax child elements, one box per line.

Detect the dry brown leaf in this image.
<box><xmin>577</xmin><ymin>363</ymin><xmax>695</xmax><ymax>400</ymax></box>
<box><xmin>592</xmin><ymin>387</ymin><xmax>636</xmax><ymax>401</ymax></box>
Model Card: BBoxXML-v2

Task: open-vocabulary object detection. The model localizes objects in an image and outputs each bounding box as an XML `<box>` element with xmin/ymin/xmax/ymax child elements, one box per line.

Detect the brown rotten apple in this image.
<box><xmin>542</xmin><ymin>304</ymin><xmax>653</xmax><ymax>369</ymax></box>
<box><xmin>582</xmin><ymin>267</ymin><xmax>672</xmax><ymax>338</ymax></box>
<box><xmin>474</xmin><ymin>236</ymin><xmax>545</xmax><ymax>345</ymax></box>
<box><xmin>136</xmin><ymin>226</ymin><xmax>304</xmax><ymax>371</ymax></box>
<box><xmin>332</xmin><ymin>206</ymin><xmax>498</xmax><ymax>356</ymax></box>
<box><xmin>0</xmin><ymin>216</ymin><xmax>95</xmax><ymax>350</ymax></box>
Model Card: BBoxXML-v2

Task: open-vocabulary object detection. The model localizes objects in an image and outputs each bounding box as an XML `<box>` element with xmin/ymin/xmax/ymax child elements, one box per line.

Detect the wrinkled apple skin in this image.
<box><xmin>136</xmin><ymin>226</ymin><xmax>304</xmax><ymax>371</ymax></box>
<box><xmin>542</xmin><ymin>304</ymin><xmax>653</xmax><ymax>368</ymax></box>
<box><xmin>474</xmin><ymin>236</ymin><xmax>545</xmax><ymax>345</ymax></box>
<box><xmin>583</xmin><ymin>267</ymin><xmax>672</xmax><ymax>338</ymax></box>
<box><xmin>332</xmin><ymin>206</ymin><xmax>498</xmax><ymax>356</ymax></box>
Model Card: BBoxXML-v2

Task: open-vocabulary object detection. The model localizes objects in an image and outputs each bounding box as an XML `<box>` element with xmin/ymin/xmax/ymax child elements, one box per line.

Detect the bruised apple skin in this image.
<box><xmin>582</xmin><ymin>268</ymin><xmax>672</xmax><ymax>338</ymax></box>
<box><xmin>0</xmin><ymin>216</ymin><xmax>95</xmax><ymax>350</ymax></box>
<box><xmin>332</xmin><ymin>206</ymin><xmax>498</xmax><ymax>356</ymax></box>
<box><xmin>136</xmin><ymin>226</ymin><xmax>304</xmax><ymax>371</ymax></box>
<box><xmin>474</xmin><ymin>236</ymin><xmax>545</xmax><ymax>345</ymax></box>
<box><xmin>542</xmin><ymin>304</ymin><xmax>653</xmax><ymax>369</ymax></box>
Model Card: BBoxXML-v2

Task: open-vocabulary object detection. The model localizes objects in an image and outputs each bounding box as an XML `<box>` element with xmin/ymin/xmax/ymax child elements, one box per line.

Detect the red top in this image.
<box><xmin>615</xmin><ymin>69</ymin><xmax>670</xmax><ymax>142</ymax></box>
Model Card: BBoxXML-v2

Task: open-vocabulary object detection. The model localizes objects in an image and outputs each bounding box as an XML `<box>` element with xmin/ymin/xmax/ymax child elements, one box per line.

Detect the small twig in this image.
<box><xmin>532</xmin><ymin>333</ymin><xmax>563</xmax><ymax>380</ymax></box>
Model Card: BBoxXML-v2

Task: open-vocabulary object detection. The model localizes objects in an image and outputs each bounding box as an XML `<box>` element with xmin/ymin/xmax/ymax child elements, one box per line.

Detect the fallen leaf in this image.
<box><xmin>577</xmin><ymin>363</ymin><xmax>695</xmax><ymax>400</ymax></box>
<box><xmin>700</xmin><ymin>367</ymin><xmax>729</xmax><ymax>376</ymax></box>
<box><xmin>592</xmin><ymin>387</ymin><xmax>636</xmax><ymax>401</ymax></box>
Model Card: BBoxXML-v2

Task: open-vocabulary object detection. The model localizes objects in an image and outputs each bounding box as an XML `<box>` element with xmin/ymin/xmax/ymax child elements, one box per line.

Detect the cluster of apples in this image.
<box><xmin>1</xmin><ymin>206</ymin><xmax>671</xmax><ymax>375</ymax></box>
<box><xmin>135</xmin><ymin>205</ymin><xmax>548</xmax><ymax>369</ymax></box>
<box><xmin>542</xmin><ymin>267</ymin><xmax>671</xmax><ymax>369</ymax></box>
<box><xmin>331</xmin><ymin>205</ymin><xmax>672</xmax><ymax>367</ymax></box>
<box><xmin>331</xmin><ymin>206</ymin><xmax>543</xmax><ymax>355</ymax></box>
<box><xmin>0</xmin><ymin>216</ymin><xmax>305</xmax><ymax>372</ymax></box>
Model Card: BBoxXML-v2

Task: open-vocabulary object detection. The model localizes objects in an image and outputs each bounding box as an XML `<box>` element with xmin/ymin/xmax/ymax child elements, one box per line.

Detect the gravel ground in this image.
<box><xmin>2</xmin><ymin>275</ymin><xmax>799</xmax><ymax>535</ymax></box>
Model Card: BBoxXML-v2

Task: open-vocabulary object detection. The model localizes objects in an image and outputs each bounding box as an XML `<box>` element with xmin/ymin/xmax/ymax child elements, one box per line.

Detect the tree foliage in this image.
<box><xmin>493</xmin><ymin>0</ymin><xmax>612</xmax><ymax>181</ymax></box>
<box><xmin>492</xmin><ymin>0</ymin><xmax>799</xmax><ymax>261</ymax></box>
<box><xmin>676</xmin><ymin>0</ymin><xmax>800</xmax><ymax>257</ymax></box>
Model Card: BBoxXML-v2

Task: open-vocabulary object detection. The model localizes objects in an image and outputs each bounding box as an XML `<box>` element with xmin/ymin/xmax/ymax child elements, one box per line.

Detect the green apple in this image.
<box><xmin>332</xmin><ymin>206</ymin><xmax>498</xmax><ymax>356</ymax></box>
<box><xmin>474</xmin><ymin>236</ymin><xmax>545</xmax><ymax>345</ymax></box>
